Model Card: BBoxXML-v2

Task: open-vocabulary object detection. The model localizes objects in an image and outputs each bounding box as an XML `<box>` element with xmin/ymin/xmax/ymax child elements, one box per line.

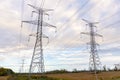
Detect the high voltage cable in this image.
<box><xmin>35</xmin><ymin>0</ymin><xmax>102</xmax><ymax>49</ymax></box>
<box><xmin>99</xmin><ymin>10</ymin><xmax>120</xmax><ymax>22</ymax></box>
<box><xmin>80</xmin><ymin>0</ymin><xmax>104</xmax><ymax>17</ymax></box>
<box><xmin>19</xmin><ymin>0</ymin><xmax>25</xmax><ymax>53</ymax></box>
<box><xmin>45</xmin><ymin>0</ymin><xmax>90</xmax><ymax>48</ymax></box>
<box><xmin>83</xmin><ymin>0</ymin><xmax>120</xmax><ymax>24</ymax></box>
<box><xmin>45</xmin><ymin>0</ymin><xmax>90</xmax><ymax>44</ymax></box>
<box><xmin>45</xmin><ymin>36</ymin><xmax>120</xmax><ymax>52</ymax></box>
<box><xmin>25</xmin><ymin>0</ymin><xmax>119</xmax><ymax>54</ymax></box>
<box><xmin>57</xmin><ymin>0</ymin><xmax>90</xmax><ymax>32</ymax></box>
<box><xmin>53</xmin><ymin>0</ymin><xmax>62</xmax><ymax>11</ymax></box>
<box><xmin>44</xmin><ymin>1</ymin><xmax>91</xmax><ymax>45</ymax></box>
<box><xmin>3</xmin><ymin>63</ymin><xmax>89</xmax><ymax>67</ymax></box>
<box><xmin>58</xmin><ymin>34</ymin><xmax>84</xmax><ymax>47</ymax></box>
<box><xmin>45</xmin><ymin>33</ymin><xmax>84</xmax><ymax>50</ymax></box>
<box><xmin>54</xmin><ymin>0</ymin><xmax>103</xmax><ymax>35</ymax></box>
<box><xmin>40</xmin><ymin>0</ymin><xmax>45</xmax><ymax>8</ymax></box>
<box><xmin>75</xmin><ymin>0</ymin><xmax>120</xmax><ymax>32</ymax></box>
<box><xmin>98</xmin><ymin>20</ymin><xmax>120</xmax><ymax>32</ymax></box>
<box><xmin>100</xmin><ymin>45</ymin><xmax>120</xmax><ymax>52</ymax></box>
<box><xmin>3</xmin><ymin>63</ymin><xmax>116</xmax><ymax>68</ymax></box>
<box><xmin>101</xmin><ymin>38</ymin><xmax>120</xmax><ymax>45</ymax></box>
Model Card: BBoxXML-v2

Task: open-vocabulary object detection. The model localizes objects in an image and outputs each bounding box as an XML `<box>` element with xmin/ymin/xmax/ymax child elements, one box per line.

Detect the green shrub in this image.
<box><xmin>0</xmin><ymin>67</ymin><xmax>14</xmax><ymax>76</ymax></box>
<box><xmin>7</xmin><ymin>75</ymin><xmax>67</xmax><ymax>80</ymax></box>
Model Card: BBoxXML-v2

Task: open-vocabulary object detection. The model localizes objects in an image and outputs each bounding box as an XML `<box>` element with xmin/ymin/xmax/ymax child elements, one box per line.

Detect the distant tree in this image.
<box><xmin>107</xmin><ymin>68</ymin><xmax>112</xmax><ymax>71</ymax></box>
<box><xmin>103</xmin><ymin>65</ymin><xmax>107</xmax><ymax>71</ymax></box>
<box><xmin>72</xmin><ymin>68</ymin><xmax>78</xmax><ymax>73</ymax></box>
<box><xmin>89</xmin><ymin>67</ymin><xmax>93</xmax><ymax>72</ymax></box>
<box><xmin>0</xmin><ymin>67</ymin><xmax>14</xmax><ymax>76</ymax></box>
<box><xmin>46</xmin><ymin>69</ymin><xmax>69</xmax><ymax>74</ymax></box>
<box><xmin>114</xmin><ymin>66</ymin><xmax>118</xmax><ymax>71</ymax></box>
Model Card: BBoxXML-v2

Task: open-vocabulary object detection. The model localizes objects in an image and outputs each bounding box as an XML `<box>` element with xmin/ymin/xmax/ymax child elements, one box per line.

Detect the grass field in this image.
<box><xmin>0</xmin><ymin>71</ymin><xmax>120</xmax><ymax>80</ymax></box>
<box><xmin>46</xmin><ymin>71</ymin><xmax>120</xmax><ymax>80</ymax></box>
<box><xmin>0</xmin><ymin>76</ymin><xmax>8</xmax><ymax>80</ymax></box>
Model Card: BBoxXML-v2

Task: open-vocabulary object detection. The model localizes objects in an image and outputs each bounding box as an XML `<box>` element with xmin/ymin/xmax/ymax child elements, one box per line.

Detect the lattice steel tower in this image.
<box><xmin>81</xmin><ymin>19</ymin><xmax>102</xmax><ymax>73</ymax></box>
<box><xmin>19</xmin><ymin>59</ymin><xmax>25</xmax><ymax>73</ymax></box>
<box><xmin>22</xmin><ymin>3</ymin><xmax>56</xmax><ymax>79</ymax></box>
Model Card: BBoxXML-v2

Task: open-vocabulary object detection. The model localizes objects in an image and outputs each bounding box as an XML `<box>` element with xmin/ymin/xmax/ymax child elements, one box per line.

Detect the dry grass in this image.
<box><xmin>46</xmin><ymin>71</ymin><xmax>120</xmax><ymax>80</ymax></box>
<box><xmin>0</xmin><ymin>71</ymin><xmax>120</xmax><ymax>80</ymax></box>
<box><xmin>0</xmin><ymin>76</ymin><xmax>8</xmax><ymax>80</ymax></box>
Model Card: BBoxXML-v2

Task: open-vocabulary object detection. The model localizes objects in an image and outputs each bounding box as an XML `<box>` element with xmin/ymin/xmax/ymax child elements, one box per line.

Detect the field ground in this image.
<box><xmin>0</xmin><ymin>76</ymin><xmax>8</xmax><ymax>80</ymax></box>
<box><xmin>0</xmin><ymin>71</ymin><xmax>120</xmax><ymax>80</ymax></box>
<box><xmin>46</xmin><ymin>71</ymin><xmax>120</xmax><ymax>80</ymax></box>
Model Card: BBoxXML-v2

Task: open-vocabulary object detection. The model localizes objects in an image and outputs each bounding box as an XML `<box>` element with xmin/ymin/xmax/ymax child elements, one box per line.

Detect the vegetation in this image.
<box><xmin>0</xmin><ymin>71</ymin><xmax>119</xmax><ymax>80</ymax></box>
<box><xmin>1</xmin><ymin>68</ymin><xmax>120</xmax><ymax>80</ymax></box>
<box><xmin>7</xmin><ymin>75</ymin><xmax>67</xmax><ymax>80</ymax></box>
<box><xmin>0</xmin><ymin>67</ymin><xmax>14</xmax><ymax>76</ymax></box>
<box><xmin>46</xmin><ymin>69</ymin><xmax>69</xmax><ymax>74</ymax></box>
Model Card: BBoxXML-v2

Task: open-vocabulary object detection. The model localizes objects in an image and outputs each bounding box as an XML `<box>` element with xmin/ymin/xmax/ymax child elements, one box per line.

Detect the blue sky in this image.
<box><xmin>0</xmin><ymin>0</ymin><xmax>120</xmax><ymax>72</ymax></box>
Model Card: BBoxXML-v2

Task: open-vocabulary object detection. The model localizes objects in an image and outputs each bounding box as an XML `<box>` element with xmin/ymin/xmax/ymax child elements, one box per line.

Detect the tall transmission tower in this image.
<box><xmin>22</xmin><ymin>2</ymin><xmax>56</xmax><ymax>79</ymax></box>
<box><xmin>81</xmin><ymin>19</ymin><xmax>102</xmax><ymax>74</ymax></box>
<box><xmin>19</xmin><ymin>59</ymin><xmax>25</xmax><ymax>73</ymax></box>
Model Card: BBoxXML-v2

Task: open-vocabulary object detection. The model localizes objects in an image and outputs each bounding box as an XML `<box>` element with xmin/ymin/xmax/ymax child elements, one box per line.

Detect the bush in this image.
<box><xmin>46</xmin><ymin>69</ymin><xmax>69</xmax><ymax>74</ymax></box>
<box><xmin>8</xmin><ymin>75</ymin><xmax>67</xmax><ymax>80</ymax></box>
<box><xmin>0</xmin><ymin>67</ymin><xmax>14</xmax><ymax>76</ymax></box>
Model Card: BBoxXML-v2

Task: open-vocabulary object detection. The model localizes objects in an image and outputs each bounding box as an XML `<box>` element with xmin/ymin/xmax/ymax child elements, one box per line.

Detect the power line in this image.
<box><xmin>45</xmin><ymin>0</ymin><xmax>90</xmax><ymax>42</ymax></box>
<box><xmin>40</xmin><ymin>0</ymin><xmax>45</xmax><ymax>8</ymax></box>
<box><xmin>54</xmin><ymin>0</ymin><xmax>103</xmax><ymax>37</ymax></box>
<box><xmin>43</xmin><ymin>33</ymin><xmax>86</xmax><ymax>49</ymax></box>
<box><xmin>57</xmin><ymin>0</ymin><xmax>90</xmax><ymax>32</ymax></box>
<box><xmin>99</xmin><ymin>45</ymin><xmax>120</xmax><ymax>53</ymax></box>
<box><xmin>100</xmin><ymin>11</ymin><xmax>120</xmax><ymax>22</ymax></box>
<box><xmin>101</xmin><ymin>38</ymin><xmax>120</xmax><ymax>45</ymax></box>
<box><xmin>44</xmin><ymin>0</ymin><xmax>103</xmax><ymax>48</ymax></box>
<box><xmin>53</xmin><ymin>0</ymin><xmax>62</xmax><ymax>11</ymax></box>
<box><xmin>98</xmin><ymin>20</ymin><xmax>120</xmax><ymax>32</ymax></box>
<box><xmin>80</xmin><ymin>0</ymin><xmax>103</xmax><ymax>17</ymax></box>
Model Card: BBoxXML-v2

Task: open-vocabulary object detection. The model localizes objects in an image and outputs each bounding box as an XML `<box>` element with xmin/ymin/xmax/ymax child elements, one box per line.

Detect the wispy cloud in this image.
<box><xmin>0</xmin><ymin>0</ymin><xmax>120</xmax><ymax>72</ymax></box>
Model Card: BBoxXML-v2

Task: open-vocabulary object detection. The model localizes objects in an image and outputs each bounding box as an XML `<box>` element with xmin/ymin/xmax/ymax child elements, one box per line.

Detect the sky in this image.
<box><xmin>0</xmin><ymin>0</ymin><xmax>120</xmax><ymax>72</ymax></box>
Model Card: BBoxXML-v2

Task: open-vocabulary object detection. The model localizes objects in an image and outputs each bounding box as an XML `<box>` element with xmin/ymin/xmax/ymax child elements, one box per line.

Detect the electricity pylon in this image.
<box><xmin>81</xmin><ymin>19</ymin><xmax>102</xmax><ymax>80</ymax></box>
<box><xmin>22</xmin><ymin>3</ymin><xmax>56</xmax><ymax>79</ymax></box>
<box><xmin>19</xmin><ymin>59</ymin><xmax>25</xmax><ymax>73</ymax></box>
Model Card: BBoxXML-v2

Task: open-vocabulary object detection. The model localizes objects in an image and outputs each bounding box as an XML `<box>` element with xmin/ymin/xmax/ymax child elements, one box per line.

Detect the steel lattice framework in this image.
<box><xmin>81</xmin><ymin>19</ymin><xmax>102</xmax><ymax>73</ymax></box>
<box><xmin>22</xmin><ymin>3</ymin><xmax>56</xmax><ymax>79</ymax></box>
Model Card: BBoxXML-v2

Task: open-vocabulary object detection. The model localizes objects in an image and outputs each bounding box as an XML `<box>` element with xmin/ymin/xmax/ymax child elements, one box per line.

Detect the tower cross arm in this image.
<box><xmin>28</xmin><ymin>4</ymin><xmax>53</xmax><ymax>12</ymax></box>
<box><xmin>95</xmin><ymin>33</ymin><xmax>103</xmax><ymax>37</ymax></box>
<box><xmin>81</xmin><ymin>32</ymin><xmax>90</xmax><ymax>35</ymax></box>
<box><xmin>82</xmin><ymin>19</ymin><xmax>99</xmax><ymax>24</ymax></box>
<box><xmin>42</xmin><ymin>34</ymin><xmax>49</xmax><ymax>45</ymax></box>
<box><xmin>22</xmin><ymin>20</ymin><xmax>56</xmax><ymax>29</ymax></box>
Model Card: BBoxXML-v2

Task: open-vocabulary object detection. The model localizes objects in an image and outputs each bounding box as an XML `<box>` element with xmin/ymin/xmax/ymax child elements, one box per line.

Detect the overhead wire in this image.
<box><xmin>44</xmin><ymin>0</ymin><xmax>105</xmax><ymax>53</ymax></box>
<box><xmin>99</xmin><ymin>10</ymin><xmax>120</xmax><ymax>23</ymax></box>
<box><xmin>14</xmin><ymin>0</ymin><xmax>120</xmax><ymax>72</ymax></box>
<box><xmin>40</xmin><ymin>0</ymin><xmax>45</xmax><ymax>8</ymax></box>
<box><xmin>53</xmin><ymin>0</ymin><xmax>62</xmax><ymax>11</ymax></box>
<box><xmin>51</xmin><ymin>0</ymin><xmax>103</xmax><ymax>41</ymax></box>
<box><xmin>57</xmin><ymin>0</ymin><xmax>90</xmax><ymax>32</ymax></box>
<box><xmin>101</xmin><ymin>38</ymin><xmax>120</xmax><ymax>45</ymax></box>
<box><xmin>92</xmin><ymin>1</ymin><xmax>120</xmax><ymax>34</ymax></box>
<box><xmin>19</xmin><ymin>0</ymin><xmax>25</xmax><ymax>52</ymax></box>
<box><xmin>99</xmin><ymin>45</ymin><xmax>120</xmax><ymax>53</ymax></box>
<box><xmin>97</xmin><ymin>20</ymin><xmax>120</xmax><ymax>32</ymax></box>
<box><xmin>45</xmin><ymin>0</ymin><xmax>90</xmax><ymax>49</ymax></box>
<box><xmin>23</xmin><ymin>0</ymin><xmax>120</xmax><ymax>54</ymax></box>
<box><xmin>18</xmin><ymin>0</ymin><xmax>27</xmax><ymax>71</ymax></box>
